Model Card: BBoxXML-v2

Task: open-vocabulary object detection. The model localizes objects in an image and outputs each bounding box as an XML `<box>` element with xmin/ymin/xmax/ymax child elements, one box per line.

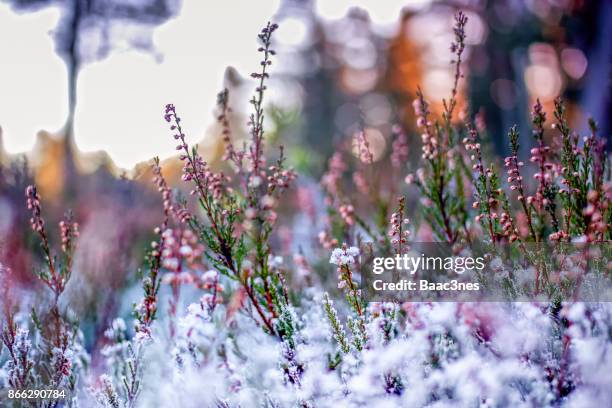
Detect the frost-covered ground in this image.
<box><xmin>93</xmin><ymin>297</ymin><xmax>612</xmax><ymax>408</ymax></box>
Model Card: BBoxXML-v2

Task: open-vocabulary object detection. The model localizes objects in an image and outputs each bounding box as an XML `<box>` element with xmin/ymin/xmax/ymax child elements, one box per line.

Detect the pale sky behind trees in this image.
<box><xmin>0</xmin><ymin>0</ymin><xmax>425</xmax><ymax>168</ymax></box>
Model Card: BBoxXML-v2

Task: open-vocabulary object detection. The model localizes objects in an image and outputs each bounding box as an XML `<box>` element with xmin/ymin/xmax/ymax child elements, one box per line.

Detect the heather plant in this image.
<box><xmin>1</xmin><ymin>185</ymin><xmax>87</xmax><ymax>406</ymax></box>
<box><xmin>1</xmin><ymin>11</ymin><xmax>612</xmax><ymax>408</ymax></box>
<box><xmin>313</xmin><ymin>9</ymin><xmax>610</xmax><ymax>401</ymax></box>
<box><xmin>315</xmin><ymin>14</ymin><xmax>609</xmax><ymax>304</ymax></box>
<box><xmin>160</xmin><ymin>22</ymin><xmax>298</xmax><ymax>341</ymax></box>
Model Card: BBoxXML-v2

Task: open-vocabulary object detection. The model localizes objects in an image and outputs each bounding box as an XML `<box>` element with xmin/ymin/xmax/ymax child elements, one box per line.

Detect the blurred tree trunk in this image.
<box><xmin>64</xmin><ymin>0</ymin><xmax>81</xmax><ymax>143</ymax></box>
<box><xmin>61</xmin><ymin>0</ymin><xmax>82</xmax><ymax>199</ymax></box>
<box><xmin>579</xmin><ymin>1</ymin><xmax>611</xmax><ymax>145</ymax></box>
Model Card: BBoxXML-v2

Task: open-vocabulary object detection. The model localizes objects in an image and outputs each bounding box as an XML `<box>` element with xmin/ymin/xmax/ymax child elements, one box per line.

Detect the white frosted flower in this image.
<box><xmin>346</xmin><ymin>246</ymin><xmax>359</xmax><ymax>257</ymax></box>
<box><xmin>329</xmin><ymin>246</ymin><xmax>360</xmax><ymax>266</ymax></box>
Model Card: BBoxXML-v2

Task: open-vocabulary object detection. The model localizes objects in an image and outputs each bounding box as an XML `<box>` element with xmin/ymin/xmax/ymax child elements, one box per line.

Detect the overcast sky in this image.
<box><xmin>0</xmin><ymin>0</ymin><xmax>426</xmax><ymax>168</ymax></box>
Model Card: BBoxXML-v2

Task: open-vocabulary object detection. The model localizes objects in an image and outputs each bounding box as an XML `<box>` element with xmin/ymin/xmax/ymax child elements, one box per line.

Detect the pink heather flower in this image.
<box><xmin>318</xmin><ymin>230</ymin><xmax>339</xmax><ymax>250</ymax></box>
<box><xmin>59</xmin><ymin>214</ymin><xmax>79</xmax><ymax>253</ymax></box>
<box><xmin>261</xmin><ymin>194</ymin><xmax>276</xmax><ymax>209</ymax></box>
<box><xmin>267</xmin><ymin>165</ymin><xmax>297</xmax><ymax>191</ymax></box>
<box><xmin>266</xmin><ymin>210</ymin><xmax>278</xmax><ymax>224</ymax></box>
<box><xmin>355</xmin><ymin>130</ymin><xmax>374</xmax><ymax>164</ymax></box>
<box><xmin>165</xmin><ymin>105</ymin><xmax>232</xmax><ymax>203</ymax></box>
<box><xmin>339</xmin><ymin>204</ymin><xmax>355</xmax><ymax>226</ymax></box>
<box><xmin>414</xmin><ymin>89</ymin><xmax>438</xmax><ymax>160</ymax></box>
<box><xmin>583</xmin><ymin>204</ymin><xmax>595</xmax><ymax>217</ymax></box>
<box><xmin>216</xmin><ymin>88</ymin><xmax>243</xmax><ymax>170</ymax></box>
<box><xmin>549</xmin><ymin>231</ymin><xmax>569</xmax><ymax>241</ymax></box>
<box><xmin>51</xmin><ymin>345</ymin><xmax>73</xmax><ymax>383</ymax></box>
<box><xmin>352</xmin><ymin>171</ymin><xmax>370</xmax><ymax>195</ymax></box>
<box><xmin>162</xmin><ymin>271</ymin><xmax>194</xmax><ymax>285</ymax></box>
<box><xmin>159</xmin><ymin>228</ymin><xmax>204</xmax><ymax>274</ymax></box>
<box><xmin>321</xmin><ymin>152</ymin><xmax>346</xmax><ymax>197</ymax></box>
<box><xmin>391</xmin><ymin>125</ymin><xmax>409</xmax><ymax>169</ymax></box>
<box><xmin>529</xmin><ymin>100</ymin><xmax>554</xmax><ymax>211</ymax></box>
<box><xmin>389</xmin><ymin>197</ymin><xmax>410</xmax><ymax>253</ymax></box>
<box><xmin>25</xmin><ymin>185</ymin><xmax>44</xmax><ymax>233</ymax></box>
<box><xmin>245</xmin><ymin>207</ymin><xmax>257</xmax><ymax>219</ymax></box>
